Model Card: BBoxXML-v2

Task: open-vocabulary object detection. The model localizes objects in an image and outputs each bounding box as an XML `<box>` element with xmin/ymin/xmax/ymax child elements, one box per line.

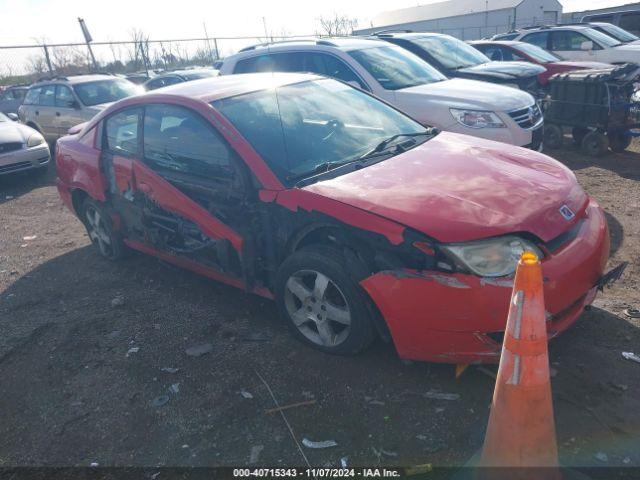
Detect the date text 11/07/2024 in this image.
<box><xmin>232</xmin><ymin>468</ymin><xmax>404</xmax><ymax>477</ymax></box>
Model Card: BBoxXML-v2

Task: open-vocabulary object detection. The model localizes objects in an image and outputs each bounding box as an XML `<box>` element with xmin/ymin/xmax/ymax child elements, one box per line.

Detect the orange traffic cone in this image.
<box><xmin>477</xmin><ymin>252</ymin><xmax>561</xmax><ymax>480</ymax></box>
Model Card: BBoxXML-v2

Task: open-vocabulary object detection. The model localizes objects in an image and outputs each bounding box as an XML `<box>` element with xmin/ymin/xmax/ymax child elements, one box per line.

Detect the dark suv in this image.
<box><xmin>372</xmin><ymin>32</ymin><xmax>546</xmax><ymax>97</ymax></box>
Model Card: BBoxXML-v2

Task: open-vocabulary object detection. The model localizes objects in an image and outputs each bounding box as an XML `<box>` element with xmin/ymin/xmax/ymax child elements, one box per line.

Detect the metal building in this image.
<box><xmin>355</xmin><ymin>0</ymin><xmax>563</xmax><ymax>40</ymax></box>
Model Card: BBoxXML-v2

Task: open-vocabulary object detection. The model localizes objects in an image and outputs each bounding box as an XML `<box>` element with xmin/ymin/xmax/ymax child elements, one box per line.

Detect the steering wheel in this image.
<box><xmin>321</xmin><ymin>119</ymin><xmax>344</xmax><ymax>142</ymax></box>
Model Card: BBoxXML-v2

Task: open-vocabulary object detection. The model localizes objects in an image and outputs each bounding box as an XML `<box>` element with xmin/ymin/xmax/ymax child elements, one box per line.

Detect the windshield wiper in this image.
<box><xmin>286</xmin><ymin>160</ymin><xmax>352</xmax><ymax>183</ymax></box>
<box><xmin>357</xmin><ymin>130</ymin><xmax>436</xmax><ymax>161</ymax></box>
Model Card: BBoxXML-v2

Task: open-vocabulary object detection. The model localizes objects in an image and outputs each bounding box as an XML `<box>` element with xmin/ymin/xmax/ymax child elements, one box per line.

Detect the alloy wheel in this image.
<box><xmin>284</xmin><ymin>269</ymin><xmax>351</xmax><ymax>348</ymax></box>
<box><xmin>85</xmin><ymin>205</ymin><xmax>113</xmax><ymax>257</ymax></box>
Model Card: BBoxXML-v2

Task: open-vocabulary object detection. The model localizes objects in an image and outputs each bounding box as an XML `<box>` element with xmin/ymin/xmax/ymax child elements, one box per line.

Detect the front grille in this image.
<box><xmin>0</xmin><ymin>161</ymin><xmax>31</xmax><ymax>173</ymax></box>
<box><xmin>508</xmin><ymin>103</ymin><xmax>542</xmax><ymax>129</ymax></box>
<box><xmin>0</xmin><ymin>142</ymin><xmax>23</xmax><ymax>155</ymax></box>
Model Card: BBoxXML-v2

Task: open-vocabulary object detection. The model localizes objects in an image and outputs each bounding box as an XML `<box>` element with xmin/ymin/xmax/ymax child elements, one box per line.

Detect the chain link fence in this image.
<box><xmin>0</xmin><ymin>35</ymin><xmax>316</xmax><ymax>86</ymax></box>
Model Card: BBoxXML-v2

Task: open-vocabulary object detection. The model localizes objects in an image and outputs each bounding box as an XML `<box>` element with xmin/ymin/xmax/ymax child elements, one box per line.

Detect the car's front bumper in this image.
<box><xmin>0</xmin><ymin>144</ymin><xmax>50</xmax><ymax>175</ymax></box>
<box><xmin>360</xmin><ymin>200</ymin><xmax>611</xmax><ymax>364</ymax></box>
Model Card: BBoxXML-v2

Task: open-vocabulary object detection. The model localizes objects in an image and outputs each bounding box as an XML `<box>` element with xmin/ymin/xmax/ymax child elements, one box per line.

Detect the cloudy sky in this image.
<box><xmin>0</xmin><ymin>0</ymin><xmax>634</xmax><ymax>45</ymax></box>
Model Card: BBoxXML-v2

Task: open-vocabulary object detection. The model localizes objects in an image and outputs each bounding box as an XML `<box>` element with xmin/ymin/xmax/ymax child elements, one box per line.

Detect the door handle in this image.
<box><xmin>138</xmin><ymin>182</ymin><xmax>152</xmax><ymax>194</ymax></box>
<box><xmin>35</xmin><ymin>110</ymin><xmax>39</xmax><ymax>115</ymax></box>
<box><xmin>55</xmin><ymin>112</ymin><xmax>61</xmax><ymax>116</ymax></box>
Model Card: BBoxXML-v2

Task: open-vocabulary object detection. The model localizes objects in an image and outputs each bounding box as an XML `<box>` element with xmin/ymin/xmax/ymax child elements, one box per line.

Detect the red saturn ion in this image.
<box><xmin>56</xmin><ymin>73</ymin><xmax>620</xmax><ymax>364</ymax></box>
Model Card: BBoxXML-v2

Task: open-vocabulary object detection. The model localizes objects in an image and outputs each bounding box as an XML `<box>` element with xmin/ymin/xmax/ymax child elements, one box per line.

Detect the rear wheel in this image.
<box><xmin>275</xmin><ymin>246</ymin><xmax>375</xmax><ymax>355</ymax></box>
<box><xmin>581</xmin><ymin>131</ymin><xmax>609</xmax><ymax>157</ymax></box>
<box><xmin>543</xmin><ymin>124</ymin><xmax>563</xmax><ymax>149</ymax></box>
<box><xmin>571</xmin><ymin>127</ymin><xmax>589</xmax><ymax>146</ymax></box>
<box><xmin>81</xmin><ymin>198</ymin><xmax>126</xmax><ymax>260</ymax></box>
<box><xmin>608</xmin><ymin>132</ymin><xmax>632</xmax><ymax>153</ymax></box>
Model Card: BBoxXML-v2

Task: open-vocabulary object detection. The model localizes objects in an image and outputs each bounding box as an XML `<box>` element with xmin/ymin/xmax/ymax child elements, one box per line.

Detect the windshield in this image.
<box><xmin>412</xmin><ymin>35</ymin><xmax>491</xmax><ymax>69</ymax></box>
<box><xmin>73</xmin><ymin>79</ymin><xmax>140</xmax><ymax>106</ymax></box>
<box><xmin>514</xmin><ymin>42</ymin><xmax>560</xmax><ymax>62</ymax></box>
<box><xmin>348</xmin><ymin>46</ymin><xmax>446</xmax><ymax>90</ymax></box>
<box><xmin>596</xmin><ymin>23</ymin><xmax>639</xmax><ymax>42</ymax></box>
<box><xmin>584</xmin><ymin>27</ymin><xmax>623</xmax><ymax>47</ymax></box>
<box><xmin>212</xmin><ymin>79</ymin><xmax>428</xmax><ymax>183</ymax></box>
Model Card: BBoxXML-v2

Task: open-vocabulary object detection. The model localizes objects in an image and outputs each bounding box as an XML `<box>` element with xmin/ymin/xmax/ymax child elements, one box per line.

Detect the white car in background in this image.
<box><xmin>0</xmin><ymin>112</ymin><xmax>50</xmax><ymax>176</ymax></box>
<box><xmin>512</xmin><ymin>25</ymin><xmax>640</xmax><ymax>63</ymax></box>
<box><xmin>219</xmin><ymin>38</ymin><xmax>543</xmax><ymax>149</ymax></box>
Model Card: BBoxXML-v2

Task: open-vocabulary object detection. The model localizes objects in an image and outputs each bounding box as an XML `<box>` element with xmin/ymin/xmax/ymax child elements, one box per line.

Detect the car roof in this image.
<box><xmin>469</xmin><ymin>40</ymin><xmax>525</xmax><ymax>46</ymax></box>
<box><xmin>143</xmin><ymin>72</ymin><xmax>323</xmax><ymax>103</ymax></box>
<box><xmin>236</xmin><ymin>36</ymin><xmax>388</xmax><ymax>54</ymax></box>
<box><xmin>373</xmin><ymin>32</ymin><xmax>448</xmax><ymax>40</ymax></box>
<box><xmin>155</xmin><ymin>68</ymin><xmax>216</xmax><ymax>77</ymax></box>
<box><xmin>32</xmin><ymin>74</ymin><xmax>119</xmax><ymax>86</ymax></box>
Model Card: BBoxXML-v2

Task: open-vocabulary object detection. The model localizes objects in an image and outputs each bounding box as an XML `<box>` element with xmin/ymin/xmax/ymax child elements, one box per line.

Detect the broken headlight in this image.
<box><xmin>440</xmin><ymin>236</ymin><xmax>543</xmax><ymax>277</ymax></box>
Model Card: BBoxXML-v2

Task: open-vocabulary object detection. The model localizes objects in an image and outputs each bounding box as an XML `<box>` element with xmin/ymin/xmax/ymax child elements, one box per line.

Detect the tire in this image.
<box><xmin>608</xmin><ymin>132</ymin><xmax>632</xmax><ymax>153</ymax></box>
<box><xmin>275</xmin><ymin>245</ymin><xmax>376</xmax><ymax>355</ymax></box>
<box><xmin>543</xmin><ymin>124</ymin><xmax>563</xmax><ymax>149</ymax></box>
<box><xmin>571</xmin><ymin>127</ymin><xmax>589</xmax><ymax>146</ymax></box>
<box><xmin>32</xmin><ymin>165</ymin><xmax>48</xmax><ymax>179</ymax></box>
<box><xmin>581</xmin><ymin>130</ymin><xmax>609</xmax><ymax>157</ymax></box>
<box><xmin>81</xmin><ymin>198</ymin><xmax>126</xmax><ymax>261</ymax></box>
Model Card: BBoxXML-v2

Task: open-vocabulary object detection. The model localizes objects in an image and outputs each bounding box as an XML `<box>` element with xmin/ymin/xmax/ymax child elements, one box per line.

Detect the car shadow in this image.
<box><xmin>1</xmin><ymin>245</ymin><xmax>639</xmax><ymax>468</ymax></box>
<box><xmin>0</xmin><ymin>143</ymin><xmax>57</xmax><ymax>205</ymax></box>
<box><xmin>605</xmin><ymin>211</ymin><xmax>624</xmax><ymax>256</ymax></box>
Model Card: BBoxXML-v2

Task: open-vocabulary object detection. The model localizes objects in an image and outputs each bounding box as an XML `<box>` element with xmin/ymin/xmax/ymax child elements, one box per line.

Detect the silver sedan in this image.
<box><xmin>0</xmin><ymin>113</ymin><xmax>50</xmax><ymax>176</ymax></box>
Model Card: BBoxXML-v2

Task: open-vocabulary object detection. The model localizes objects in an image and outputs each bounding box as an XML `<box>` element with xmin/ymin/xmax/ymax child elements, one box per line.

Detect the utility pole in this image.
<box><xmin>42</xmin><ymin>44</ymin><xmax>53</xmax><ymax>76</ymax></box>
<box><xmin>78</xmin><ymin>18</ymin><xmax>98</xmax><ymax>72</ymax></box>
<box><xmin>262</xmin><ymin>16</ymin><xmax>271</xmax><ymax>41</ymax></box>
<box><xmin>203</xmin><ymin>22</ymin><xmax>217</xmax><ymax>63</ymax></box>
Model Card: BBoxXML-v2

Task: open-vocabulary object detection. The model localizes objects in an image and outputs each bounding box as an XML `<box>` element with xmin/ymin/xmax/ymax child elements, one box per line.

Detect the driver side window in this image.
<box><xmin>142</xmin><ymin>104</ymin><xmax>235</xmax><ymax>180</ymax></box>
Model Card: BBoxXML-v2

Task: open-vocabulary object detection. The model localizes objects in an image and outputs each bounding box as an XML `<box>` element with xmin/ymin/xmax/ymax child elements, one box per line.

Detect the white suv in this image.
<box><xmin>512</xmin><ymin>25</ymin><xmax>640</xmax><ymax>63</ymax></box>
<box><xmin>18</xmin><ymin>74</ymin><xmax>141</xmax><ymax>142</ymax></box>
<box><xmin>219</xmin><ymin>38</ymin><xmax>543</xmax><ymax>149</ymax></box>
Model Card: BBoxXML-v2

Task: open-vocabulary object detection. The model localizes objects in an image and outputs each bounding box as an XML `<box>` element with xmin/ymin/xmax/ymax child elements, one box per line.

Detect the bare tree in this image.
<box><xmin>317</xmin><ymin>13</ymin><xmax>358</xmax><ymax>36</ymax></box>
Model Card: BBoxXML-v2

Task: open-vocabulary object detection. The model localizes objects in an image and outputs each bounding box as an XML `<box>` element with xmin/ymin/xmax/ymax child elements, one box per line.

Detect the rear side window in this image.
<box><xmin>550</xmin><ymin>31</ymin><xmax>594</xmax><ymax>51</ymax></box>
<box><xmin>142</xmin><ymin>104</ymin><xmax>233</xmax><ymax>178</ymax></box>
<box><xmin>522</xmin><ymin>31</ymin><xmax>549</xmax><ymax>49</ymax></box>
<box><xmin>587</xmin><ymin>14</ymin><xmax>614</xmax><ymax>23</ymax></box>
<box><xmin>55</xmin><ymin>85</ymin><xmax>76</xmax><ymax>108</ymax></box>
<box><xmin>24</xmin><ymin>87</ymin><xmax>41</xmax><ymax>105</ymax></box>
<box><xmin>39</xmin><ymin>85</ymin><xmax>56</xmax><ymax>106</ymax></box>
<box><xmin>234</xmin><ymin>55</ymin><xmax>274</xmax><ymax>74</ymax></box>
<box><xmin>619</xmin><ymin>12</ymin><xmax>640</xmax><ymax>32</ymax></box>
<box><xmin>104</xmin><ymin>108</ymin><xmax>141</xmax><ymax>157</ymax></box>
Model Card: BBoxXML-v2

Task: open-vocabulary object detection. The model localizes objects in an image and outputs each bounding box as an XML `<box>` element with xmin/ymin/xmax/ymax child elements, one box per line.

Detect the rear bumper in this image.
<box><xmin>0</xmin><ymin>144</ymin><xmax>50</xmax><ymax>175</ymax></box>
<box><xmin>360</xmin><ymin>200</ymin><xmax>610</xmax><ymax>364</ymax></box>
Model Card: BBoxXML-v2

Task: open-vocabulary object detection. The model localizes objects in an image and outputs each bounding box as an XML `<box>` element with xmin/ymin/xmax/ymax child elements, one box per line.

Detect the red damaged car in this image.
<box><xmin>56</xmin><ymin>73</ymin><xmax>620</xmax><ymax>363</ymax></box>
<box><xmin>469</xmin><ymin>40</ymin><xmax>612</xmax><ymax>85</ymax></box>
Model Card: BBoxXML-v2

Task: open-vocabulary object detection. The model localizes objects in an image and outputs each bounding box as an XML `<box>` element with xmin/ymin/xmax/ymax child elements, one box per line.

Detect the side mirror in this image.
<box><xmin>71</xmin><ymin>100</ymin><xmax>81</xmax><ymax>110</ymax></box>
<box><xmin>7</xmin><ymin>113</ymin><xmax>18</xmax><ymax>121</ymax></box>
<box><xmin>580</xmin><ymin>41</ymin><xmax>594</xmax><ymax>51</ymax></box>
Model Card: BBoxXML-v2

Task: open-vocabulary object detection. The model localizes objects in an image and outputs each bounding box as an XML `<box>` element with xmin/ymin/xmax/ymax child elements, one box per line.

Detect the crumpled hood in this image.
<box><xmin>396</xmin><ymin>78</ymin><xmax>534</xmax><ymax>112</ymax></box>
<box><xmin>303</xmin><ymin>132</ymin><xmax>587</xmax><ymax>243</ymax></box>
<box><xmin>0</xmin><ymin>121</ymin><xmax>38</xmax><ymax>144</ymax></box>
<box><xmin>553</xmin><ymin>60</ymin><xmax>612</xmax><ymax>69</ymax></box>
<box><xmin>456</xmin><ymin>61</ymin><xmax>546</xmax><ymax>79</ymax></box>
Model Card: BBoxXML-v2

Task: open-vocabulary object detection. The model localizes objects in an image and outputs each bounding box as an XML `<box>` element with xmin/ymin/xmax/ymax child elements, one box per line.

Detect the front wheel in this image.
<box><xmin>81</xmin><ymin>198</ymin><xmax>126</xmax><ymax>260</ymax></box>
<box><xmin>543</xmin><ymin>124</ymin><xmax>563</xmax><ymax>149</ymax></box>
<box><xmin>275</xmin><ymin>246</ymin><xmax>376</xmax><ymax>355</ymax></box>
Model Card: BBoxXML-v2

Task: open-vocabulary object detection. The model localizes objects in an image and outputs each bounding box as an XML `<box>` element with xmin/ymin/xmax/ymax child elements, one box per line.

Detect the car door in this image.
<box><xmin>55</xmin><ymin>85</ymin><xmax>85</xmax><ymax>136</ymax></box>
<box><xmin>117</xmin><ymin>103</ymin><xmax>251</xmax><ymax>280</ymax></box>
<box><xmin>35</xmin><ymin>84</ymin><xmax>58</xmax><ymax>140</ymax></box>
<box><xmin>549</xmin><ymin>30</ymin><xmax>599</xmax><ymax>60</ymax></box>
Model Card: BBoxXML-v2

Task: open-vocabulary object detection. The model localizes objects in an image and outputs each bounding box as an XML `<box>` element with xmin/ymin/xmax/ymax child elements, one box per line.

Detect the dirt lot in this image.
<box><xmin>0</xmin><ymin>139</ymin><xmax>638</xmax><ymax>474</ymax></box>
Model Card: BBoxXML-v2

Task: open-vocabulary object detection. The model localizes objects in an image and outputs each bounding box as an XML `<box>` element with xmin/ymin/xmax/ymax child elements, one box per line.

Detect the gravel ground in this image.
<box><xmin>0</xmin><ymin>139</ymin><xmax>638</xmax><ymax>474</ymax></box>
